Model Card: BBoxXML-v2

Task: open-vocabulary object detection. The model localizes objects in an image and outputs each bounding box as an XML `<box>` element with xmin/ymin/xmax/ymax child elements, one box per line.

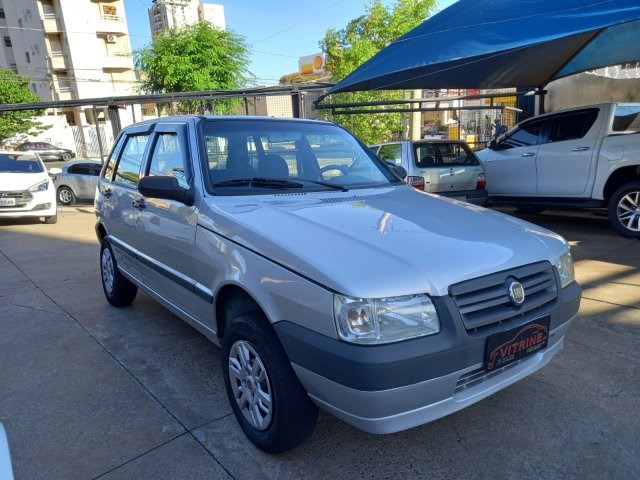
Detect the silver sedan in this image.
<box><xmin>49</xmin><ymin>160</ymin><xmax>103</xmax><ymax>205</ymax></box>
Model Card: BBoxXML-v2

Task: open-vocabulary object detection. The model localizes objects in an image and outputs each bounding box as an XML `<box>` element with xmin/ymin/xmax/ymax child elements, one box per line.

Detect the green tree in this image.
<box><xmin>0</xmin><ymin>70</ymin><xmax>46</xmax><ymax>143</ymax></box>
<box><xmin>135</xmin><ymin>22</ymin><xmax>253</xmax><ymax>114</ymax></box>
<box><xmin>320</xmin><ymin>0</ymin><xmax>436</xmax><ymax>144</ymax></box>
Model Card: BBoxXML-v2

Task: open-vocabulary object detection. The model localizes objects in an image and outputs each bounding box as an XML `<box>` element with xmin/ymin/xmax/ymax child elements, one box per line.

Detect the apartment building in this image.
<box><xmin>0</xmin><ymin>0</ymin><xmax>138</xmax><ymax>154</ymax></box>
<box><xmin>148</xmin><ymin>0</ymin><xmax>225</xmax><ymax>36</ymax></box>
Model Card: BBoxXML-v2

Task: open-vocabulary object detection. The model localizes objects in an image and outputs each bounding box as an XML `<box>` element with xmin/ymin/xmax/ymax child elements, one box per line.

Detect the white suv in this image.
<box><xmin>95</xmin><ymin>116</ymin><xmax>580</xmax><ymax>453</ymax></box>
<box><xmin>0</xmin><ymin>151</ymin><xmax>57</xmax><ymax>224</ymax></box>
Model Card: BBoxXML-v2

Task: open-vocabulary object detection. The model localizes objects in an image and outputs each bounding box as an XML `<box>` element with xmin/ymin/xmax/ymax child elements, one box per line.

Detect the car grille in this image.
<box><xmin>0</xmin><ymin>190</ymin><xmax>32</xmax><ymax>208</ymax></box>
<box><xmin>449</xmin><ymin>261</ymin><xmax>557</xmax><ymax>334</ymax></box>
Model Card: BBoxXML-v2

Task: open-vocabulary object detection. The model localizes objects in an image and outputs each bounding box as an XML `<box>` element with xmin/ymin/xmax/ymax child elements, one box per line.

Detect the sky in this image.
<box><xmin>123</xmin><ymin>0</ymin><xmax>456</xmax><ymax>85</ymax></box>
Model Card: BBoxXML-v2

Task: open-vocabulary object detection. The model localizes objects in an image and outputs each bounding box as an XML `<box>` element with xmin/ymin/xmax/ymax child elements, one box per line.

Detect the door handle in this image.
<box><xmin>102</xmin><ymin>188</ymin><xmax>112</xmax><ymax>198</ymax></box>
<box><xmin>521</xmin><ymin>152</ymin><xmax>536</xmax><ymax>157</ymax></box>
<box><xmin>571</xmin><ymin>146</ymin><xmax>590</xmax><ymax>152</ymax></box>
<box><xmin>132</xmin><ymin>198</ymin><xmax>145</xmax><ymax>209</ymax></box>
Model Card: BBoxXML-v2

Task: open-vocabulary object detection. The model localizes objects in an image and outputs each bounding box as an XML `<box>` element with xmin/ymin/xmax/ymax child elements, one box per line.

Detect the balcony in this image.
<box><xmin>96</xmin><ymin>14</ymin><xmax>127</xmax><ymax>34</ymax></box>
<box><xmin>102</xmin><ymin>51</ymin><xmax>132</xmax><ymax>71</ymax></box>
<box><xmin>42</xmin><ymin>14</ymin><xmax>62</xmax><ymax>33</ymax></box>
<box><xmin>49</xmin><ymin>52</ymin><xmax>68</xmax><ymax>70</ymax></box>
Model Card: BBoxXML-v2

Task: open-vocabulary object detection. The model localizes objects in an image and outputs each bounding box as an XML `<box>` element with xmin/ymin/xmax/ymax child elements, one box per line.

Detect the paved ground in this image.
<box><xmin>0</xmin><ymin>205</ymin><xmax>638</xmax><ymax>480</ymax></box>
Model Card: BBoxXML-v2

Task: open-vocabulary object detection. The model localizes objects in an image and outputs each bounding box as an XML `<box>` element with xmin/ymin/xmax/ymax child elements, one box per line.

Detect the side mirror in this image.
<box><xmin>390</xmin><ymin>164</ymin><xmax>407</xmax><ymax>180</ymax></box>
<box><xmin>48</xmin><ymin>167</ymin><xmax>62</xmax><ymax>175</ymax></box>
<box><xmin>489</xmin><ymin>139</ymin><xmax>497</xmax><ymax>150</ymax></box>
<box><xmin>138</xmin><ymin>175</ymin><xmax>194</xmax><ymax>206</ymax></box>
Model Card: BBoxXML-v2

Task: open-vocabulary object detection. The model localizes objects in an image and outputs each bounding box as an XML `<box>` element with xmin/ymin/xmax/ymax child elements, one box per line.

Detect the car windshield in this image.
<box><xmin>0</xmin><ymin>153</ymin><xmax>44</xmax><ymax>173</ymax></box>
<box><xmin>413</xmin><ymin>142</ymin><xmax>479</xmax><ymax>167</ymax></box>
<box><xmin>201</xmin><ymin>119</ymin><xmax>400</xmax><ymax>194</ymax></box>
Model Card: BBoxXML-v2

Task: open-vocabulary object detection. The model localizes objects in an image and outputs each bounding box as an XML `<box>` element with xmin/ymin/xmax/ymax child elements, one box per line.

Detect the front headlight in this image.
<box><xmin>334</xmin><ymin>294</ymin><xmax>440</xmax><ymax>345</ymax></box>
<box><xmin>554</xmin><ymin>250</ymin><xmax>575</xmax><ymax>288</ymax></box>
<box><xmin>28</xmin><ymin>180</ymin><xmax>49</xmax><ymax>192</ymax></box>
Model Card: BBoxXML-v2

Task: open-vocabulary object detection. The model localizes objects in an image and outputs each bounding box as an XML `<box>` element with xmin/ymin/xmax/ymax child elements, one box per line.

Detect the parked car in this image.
<box><xmin>15</xmin><ymin>142</ymin><xmax>75</xmax><ymax>162</ymax></box>
<box><xmin>49</xmin><ymin>159</ymin><xmax>102</xmax><ymax>205</ymax></box>
<box><xmin>95</xmin><ymin>116</ymin><xmax>580</xmax><ymax>453</ymax></box>
<box><xmin>0</xmin><ymin>151</ymin><xmax>57</xmax><ymax>224</ymax></box>
<box><xmin>370</xmin><ymin>140</ymin><xmax>487</xmax><ymax>205</ymax></box>
<box><xmin>476</xmin><ymin>102</ymin><xmax>640</xmax><ymax>237</ymax></box>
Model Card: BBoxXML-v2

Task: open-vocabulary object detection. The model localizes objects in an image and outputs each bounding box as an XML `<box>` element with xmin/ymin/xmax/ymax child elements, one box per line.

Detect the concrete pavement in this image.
<box><xmin>0</xmin><ymin>206</ymin><xmax>638</xmax><ymax>479</ymax></box>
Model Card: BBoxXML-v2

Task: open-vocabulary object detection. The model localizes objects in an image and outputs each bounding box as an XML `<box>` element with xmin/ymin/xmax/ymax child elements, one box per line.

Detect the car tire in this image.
<box><xmin>44</xmin><ymin>213</ymin><xmax>57</xmax><ymax>224</ymax></box>
<box><xmin>608</xmin><ymin>181</ymin><xmax>640</xmax><ymax>238</ymax></box>
<box><xmin>100</xmin><ymin>240</ymin><xmax>138</xmax><ymax>307</ymax></box>
<box><xmin>61</xmin><ymin>153</ymin><xmax>72</xmax><ymax>161</ymax></box>
<box><xmin>222</xmin><ymin>310</ymin><xmax>318</xmax><ymax>453</ymax></box>
<box><xmin>57</xmin><ymin>186</ymin><xmax>76</xmax><ymax>205</ymax></box>
<box><xmin>515</xmin><ymin>206</ymin><xmax>546</xmax><ymax>215</ymax></box>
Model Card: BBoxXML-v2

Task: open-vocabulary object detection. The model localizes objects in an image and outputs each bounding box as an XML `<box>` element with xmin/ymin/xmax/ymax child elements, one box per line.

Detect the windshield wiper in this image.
<box><xmin>213</xmin><ymin>177</ymin><xmax>305</xmax><ymax>189</ymax></box>
<box><xmin>213</xmin><ymin>177</ymin><xmax>350</xmax><ymax>192</ymax></box>
<box><xmin>298</xmin><ymin>179</ymin><xmax>348</xmax><ymax>192</ymax></box>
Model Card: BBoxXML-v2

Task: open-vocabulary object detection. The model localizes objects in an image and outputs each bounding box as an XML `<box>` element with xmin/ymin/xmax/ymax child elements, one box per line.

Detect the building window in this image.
<box><xmin>0</xmin><ymin>8</ymin><xmax>5</xmax><ymax>19</ymax></box>
<box><xmin>3</xmin><ymin>36</ymin><xmax>12</xmax><ymax>47</ymax></box>
<box><xmin>9</xmin><ymin>63</ymin><xmax>17</xmax><ymax>73</ymax></box>
<box><xmin>25</xmin><ymin>52</ymin><xmax>30</xmax><ymax>63</ymax></box>
<box><xmin>18</xmin><ymin>19</ymin><xmax>22</xmax><ymax>28</ymax></box>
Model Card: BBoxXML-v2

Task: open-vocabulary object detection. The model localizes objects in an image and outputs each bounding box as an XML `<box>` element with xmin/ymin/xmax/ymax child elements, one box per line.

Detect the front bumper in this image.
<box><xmin>0</xmin><ymin>190</ymin><xmax>56</xmax><ymax>219</ymax></box>
<box><xmin>275</xmin><ymin>280</ymin><xmax>580</xmax><ymax>434</ymax></box>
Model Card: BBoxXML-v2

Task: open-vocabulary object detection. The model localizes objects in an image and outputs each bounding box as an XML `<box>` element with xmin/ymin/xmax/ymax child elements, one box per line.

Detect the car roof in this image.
<box><xmin>126</xmin><ymin>115</ymin><xmax>336</xmax><ymax>129</ymax></box>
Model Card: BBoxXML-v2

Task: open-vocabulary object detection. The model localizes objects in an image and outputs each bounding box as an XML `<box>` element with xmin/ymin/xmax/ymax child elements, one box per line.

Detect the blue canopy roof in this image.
<box><xmin>328</xmin><ymin>0</ymin><xmax>640</xmax><ymax>94</ymax></box>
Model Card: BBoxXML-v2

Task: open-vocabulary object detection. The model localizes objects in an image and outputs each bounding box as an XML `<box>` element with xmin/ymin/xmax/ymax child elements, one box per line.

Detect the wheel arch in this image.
<box><xmin>215</xmin><ymin>284</ymin><xmax>268</xmax><ymax>341</ymax></box>
<box><xmin>603</xmin><ymin>165</ymin><xmax>640</xmax><ymax>203</ymax></box>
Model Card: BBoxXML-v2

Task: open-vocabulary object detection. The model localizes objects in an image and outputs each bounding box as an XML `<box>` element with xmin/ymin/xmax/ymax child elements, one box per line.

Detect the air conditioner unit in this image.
<box><xmin>106</xmin><ymin>34</ymin><xmax>117</xmax><ymax>43</ymax></box>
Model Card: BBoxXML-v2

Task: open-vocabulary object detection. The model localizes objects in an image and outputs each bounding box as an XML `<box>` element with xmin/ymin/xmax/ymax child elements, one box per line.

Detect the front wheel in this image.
<box><xmin>58</xmin><ymin>186</ymin><xmax>76</xmax><ymax>205</ymax></box>
<box><xmin>100</xmin><ymin>240</ymin><xmax>138</xmax><ymax>306</ymax></box>
<box><xmin>608</xmin><ymin>181</ymin><xmax>640</xmax><ymax>238</ymax></box>
<box><xmin>222</xmin><ymin>311</ymin><xmax>318</xmax><ymax>453</ymax></box>
<box><xmin>61</xmin><ymin>152</ymin><xmax>72</xmax><ymax>161</ymax></box>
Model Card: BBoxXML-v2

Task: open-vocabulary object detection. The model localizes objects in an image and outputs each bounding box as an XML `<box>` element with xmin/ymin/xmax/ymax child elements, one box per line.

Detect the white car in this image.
<box><xmin>0</xmin><ymin>150</ymin><xmax>57</xmax><ymax>224</ymax></box>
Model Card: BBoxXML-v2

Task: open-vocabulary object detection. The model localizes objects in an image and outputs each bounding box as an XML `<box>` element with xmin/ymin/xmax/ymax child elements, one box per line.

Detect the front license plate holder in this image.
<box><xmin>485</xmin><ymin>316</ymin><xmax>550</xmax><ymax>371</ymax></box>
<box><xmin>0</xmin><ymin>198</ymin><xmax>15</xmax><ymax>207</ymax></box>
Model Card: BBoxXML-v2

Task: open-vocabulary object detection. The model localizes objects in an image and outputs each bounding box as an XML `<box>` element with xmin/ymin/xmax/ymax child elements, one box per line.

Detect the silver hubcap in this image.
<box><xmin>101</xmin><ymin>248</ymin><xmax>115</xmax><ymax>294</ymax></box>
<box><xmin>59</xmin><ymin>189</ymin><xmax>72</xmax><ymax>204</ymax></box>
<box><xmin>617</xmin><ymin>190</ymin><xmax>640</xmax><ymax>232</ymax></box>
<box><xmin>228</xmin><ymin>340</ymin><xmax>273</xmax><ymax>430</ymax></box>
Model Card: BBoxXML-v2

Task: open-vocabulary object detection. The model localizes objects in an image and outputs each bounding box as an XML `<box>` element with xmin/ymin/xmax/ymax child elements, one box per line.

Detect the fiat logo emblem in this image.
<box><xmin>508</xmin><ymin>281</ymin><xmax>525</xmax><ymax>306</ymax></box>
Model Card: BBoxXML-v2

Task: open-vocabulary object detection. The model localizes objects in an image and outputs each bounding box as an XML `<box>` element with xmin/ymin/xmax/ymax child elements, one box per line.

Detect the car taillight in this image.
<box><xmin>476</xmin><ymin>173</ymin><xmax>486</xmax><ymax>190</ymax></box>
<box><xmin>407</xmin><ymin>176</ymin><xmax>425</xmax><ymax>191</ymax></box>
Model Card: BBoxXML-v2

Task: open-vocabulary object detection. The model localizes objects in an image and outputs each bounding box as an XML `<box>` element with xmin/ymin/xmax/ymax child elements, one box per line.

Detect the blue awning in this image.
<box><xmin>327</xmin><ymin>0</ymin><xmax>640</xmax><ymax>94</ymax></box>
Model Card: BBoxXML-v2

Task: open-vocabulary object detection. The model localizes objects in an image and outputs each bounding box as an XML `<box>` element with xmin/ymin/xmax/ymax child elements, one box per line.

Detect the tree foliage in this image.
<box><xmin>134</xmin><ymin>22</ymin><xmax>252</xmax><ymax>114</ymax></box>
<box><xmin>0</xmin><ymin>69</ymin><xmax>46</xmax><ymax>143</ymax></box>
<box><xmin>320</xmin><ymin>0</ymin><xmax>436</xmax><ymax>144</ymax></box>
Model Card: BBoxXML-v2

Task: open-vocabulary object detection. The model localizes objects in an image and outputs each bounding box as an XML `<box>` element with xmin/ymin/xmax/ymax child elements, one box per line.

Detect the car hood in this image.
<box><xmin>202</xmin><ymin>186</ymin><xmax>568</xmax><ymax>298</ymax></box>
<box><xmin>0</xmin><ymin>172</ymin><xmax>49</xmax><ymax>191</ymax></box>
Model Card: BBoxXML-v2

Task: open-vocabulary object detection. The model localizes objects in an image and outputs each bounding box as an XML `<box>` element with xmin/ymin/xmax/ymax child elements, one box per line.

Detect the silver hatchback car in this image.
<box><xmin>49</xmin><ymin>159</ymin><xmax>102</xmax><ymax>205</ymax></box>
<box><xmin>370</xmin><ymin>140</ymin><xmax>488</xmax><ymax>205</ymax></box>
<box><xmin>95</xmin><ymin>116</ymin><xmax>579</xmax><ymax>454</ymax></box>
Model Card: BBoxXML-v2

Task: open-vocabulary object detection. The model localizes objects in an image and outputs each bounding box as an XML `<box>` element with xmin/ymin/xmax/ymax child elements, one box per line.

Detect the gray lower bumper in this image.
<box><xmin>294</xmin><ymin>315</ymin><xmax>576</xmax><ymax>434</ymax></box>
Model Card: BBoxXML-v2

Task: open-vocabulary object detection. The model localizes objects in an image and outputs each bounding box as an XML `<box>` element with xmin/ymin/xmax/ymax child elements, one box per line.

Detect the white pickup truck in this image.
<box><xmin>477</xmin><ymin>103</ymin><xmax>640</xmax><ymax>238</ymax></box>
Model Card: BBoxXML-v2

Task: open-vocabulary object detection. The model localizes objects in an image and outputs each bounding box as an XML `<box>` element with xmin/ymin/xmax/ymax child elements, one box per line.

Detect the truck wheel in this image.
<box><xmin>608</xmin><ymin>181</ymin><xmax>640</xmax><ymax>238</ymax></box>
<box><xmin>222</xmin><ymin>310</ymin><xmax>318</xmax><ymax>453</ymax></box>
<box><xmin>100</xmin><ymin>240</ymin><xmax>138</xmax><ymax>306</ymax></box>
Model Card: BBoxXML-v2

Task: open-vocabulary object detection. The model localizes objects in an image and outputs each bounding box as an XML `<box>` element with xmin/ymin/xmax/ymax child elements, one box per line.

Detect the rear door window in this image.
<box><xmin>377</xmin><ymin>144</ymin><xmax>402</xmax><ymax>165</ymax></box>
<box><xmin>547</xmin><ymin>110</ymin><xmax>598</xmax><ymax>143</ymax></box>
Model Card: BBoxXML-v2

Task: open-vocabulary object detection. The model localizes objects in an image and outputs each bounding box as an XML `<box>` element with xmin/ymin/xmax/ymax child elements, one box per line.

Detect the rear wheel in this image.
<box><xmin>57</xmin><ymin>186</ymin><xmax>76</xmax><ymax>205</ymax></box>
<box><xmin>608</xmin><ymin>181</ymin><xmax>640</xmax><ymax>238</ymax></box>
<box><xmin>222</xmin><ymin>310</ymin><xmax>318</xmax><ymax>453</ymax></box>
<box><xmin>61</xmin><ymin>152</ymin><xmax>72</xmax><ymax>161</ymax></box>
<box><xmin>100</xmin><ymin>240</ymin><xmax>138</xmax><ymax>306</ymax></box>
